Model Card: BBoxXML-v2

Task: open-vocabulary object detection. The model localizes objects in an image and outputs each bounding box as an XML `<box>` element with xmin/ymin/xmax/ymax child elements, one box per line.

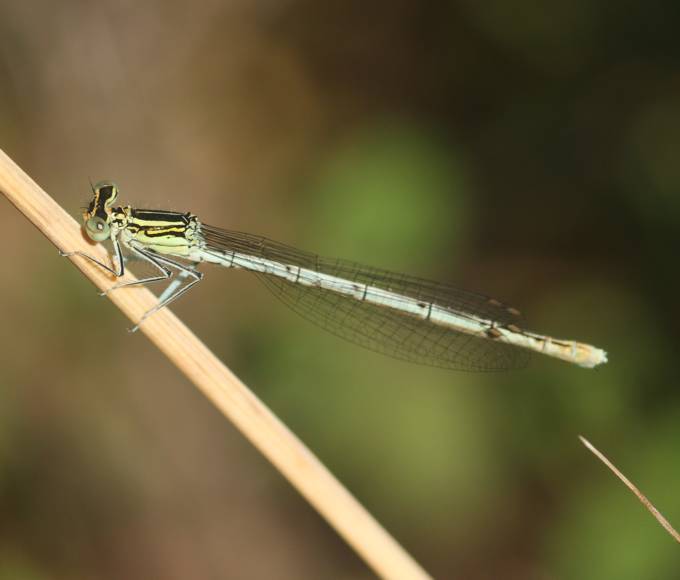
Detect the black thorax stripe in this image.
<box><xmin>128</xmin><ymin>209</ymin><xmax>197</xmax><ymax>239</ymax></box>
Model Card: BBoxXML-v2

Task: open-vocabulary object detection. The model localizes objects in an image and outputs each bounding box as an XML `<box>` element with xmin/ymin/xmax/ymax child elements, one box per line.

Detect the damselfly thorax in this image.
<box><xmin>62</xmin><ymin>181</ymin><xmax>608</xmax><ymax>371</ymax></box>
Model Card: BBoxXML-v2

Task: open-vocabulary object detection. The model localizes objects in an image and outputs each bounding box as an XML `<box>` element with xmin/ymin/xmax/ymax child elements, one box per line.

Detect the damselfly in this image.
<box><xmin>62</xmin><ymin>181</ymin><xmax>607</xmax><ymax>371</ymax></box>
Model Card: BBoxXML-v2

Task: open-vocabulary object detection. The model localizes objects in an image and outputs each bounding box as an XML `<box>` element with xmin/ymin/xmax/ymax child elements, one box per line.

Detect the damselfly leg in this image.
<box><xmin>59</xmin><ymin>234</ymin><xmax>125</xmax><ymax>278</ymax></box>
<box><xmin>125</xmin><ymin>246</ymin><xmax>203</xmax><ymax>331</ymax></box>
<box><xmin>61</xmin><ymin>236</ymin><xmax>203</xmax><ymax>332</ymax></box>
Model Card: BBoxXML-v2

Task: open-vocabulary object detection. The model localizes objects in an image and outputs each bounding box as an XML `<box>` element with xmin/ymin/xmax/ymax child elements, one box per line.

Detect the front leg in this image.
<box><xmin>60</xmin><ymin>235</ymin><xmax>125</xmax><ymax>278</ymax></box>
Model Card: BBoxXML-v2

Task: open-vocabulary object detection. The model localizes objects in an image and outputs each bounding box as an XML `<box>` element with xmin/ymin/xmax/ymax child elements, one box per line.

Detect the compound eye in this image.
<box><xmin>85</xmin><ymin>216</ymin><xmax>111</xmax><ymax>242</ymax></box>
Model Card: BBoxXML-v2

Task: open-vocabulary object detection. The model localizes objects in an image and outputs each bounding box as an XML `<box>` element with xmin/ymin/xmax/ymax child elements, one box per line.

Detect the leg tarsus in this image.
<box><xmin>59</xmin><ymin>244</ymin><xmax>124</xmax><ymax>278</ymax></box>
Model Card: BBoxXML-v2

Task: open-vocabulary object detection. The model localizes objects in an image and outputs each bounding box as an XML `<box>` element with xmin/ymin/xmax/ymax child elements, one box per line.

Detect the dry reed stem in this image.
<box><xmin>579</xmin><ymin>436</ymin><xmax>680</xmax><ymax>544</ymax></box>
<box><xmin>0</xmin><ymin>148</ymin><xmax>432</xmax><ymax>580</ymax></box>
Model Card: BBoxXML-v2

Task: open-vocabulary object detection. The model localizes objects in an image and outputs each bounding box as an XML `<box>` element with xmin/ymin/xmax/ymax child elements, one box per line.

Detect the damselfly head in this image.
<box><xmin>83</xmin><ymin>181</ymin><xmax>119</xmax><ymax>217</ymax></box>
<box><xmin>82</xmin><ymin>180</ymin><xmax>118</xmax><ymax>241</ymax></box>
<box><xmin>93</xmin><ymin>181</ymin><xmax>118</xmax><ymax>208</ymax></box>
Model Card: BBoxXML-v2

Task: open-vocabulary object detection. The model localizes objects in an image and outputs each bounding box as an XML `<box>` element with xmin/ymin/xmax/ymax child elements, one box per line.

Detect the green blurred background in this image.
<box><xmin>1</xmin><ymin>1</ymin><xmax>679</xmax><ymax>578</ymax></box>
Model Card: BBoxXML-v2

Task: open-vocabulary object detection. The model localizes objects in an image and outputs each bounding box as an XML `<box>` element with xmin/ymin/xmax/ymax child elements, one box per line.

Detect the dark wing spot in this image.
<box><xmin>486</xmin><ymin>327</ymin><xmax>503</xmax><ymax>339</ymax></box>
